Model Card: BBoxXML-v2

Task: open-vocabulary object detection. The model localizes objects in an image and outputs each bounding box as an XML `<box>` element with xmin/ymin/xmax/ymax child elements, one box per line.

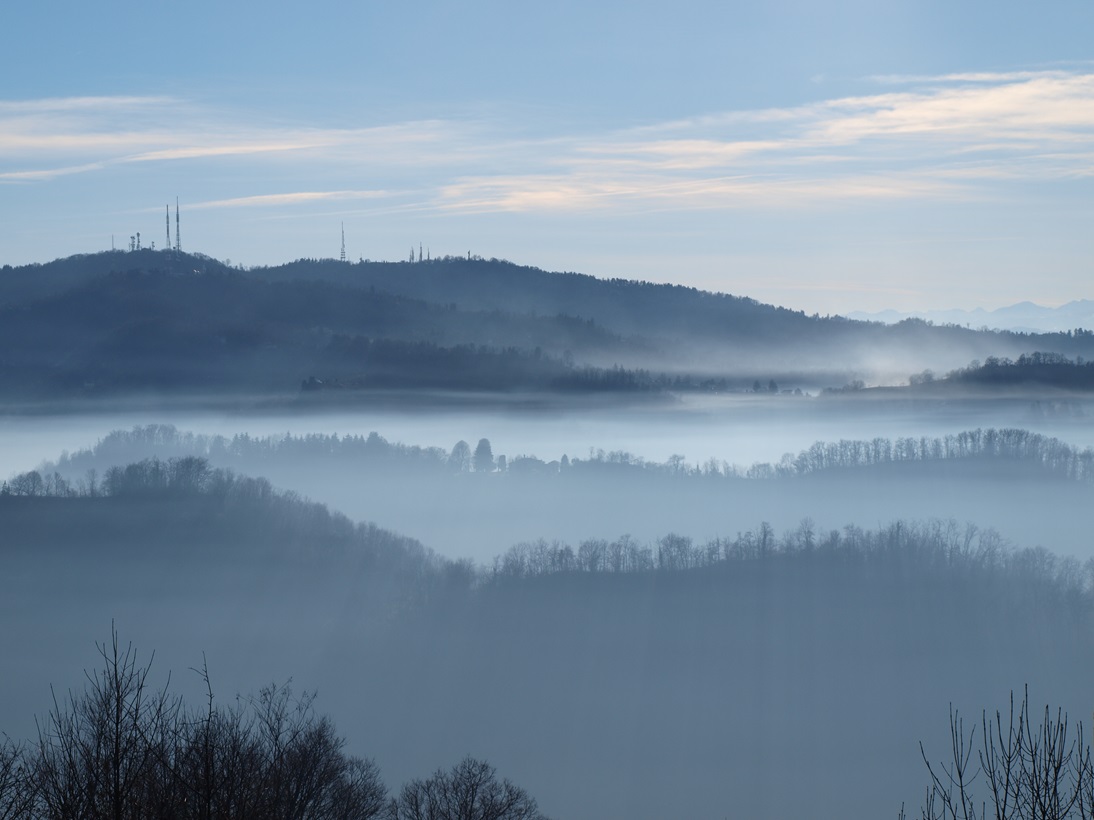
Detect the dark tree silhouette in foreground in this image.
<box><xmin>904</xmin><ymin>688</ymin><xmax>1094</xmax><ymax>819</ymax></box>
<box><xmin>11</xmin><ymin>630</ymin><xmax>388</xmax><ymax>820</ymax></box>
<box><xmin>0</xmin><ymin>630</ymin><xmax>550</xmax><ymax>819</ymax></box>
<box><xmin>0</xmin><ymin>737</ymin><xmax>30</xmax><ymax>820</ymax></box>
<box><xmin>390</xmin><ymin>756</ymin><xmax>546</xmax><ymax>820</ymax></box>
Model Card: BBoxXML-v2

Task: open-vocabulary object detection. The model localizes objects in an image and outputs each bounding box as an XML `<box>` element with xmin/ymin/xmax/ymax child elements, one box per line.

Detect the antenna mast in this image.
<box><xmin>166</xmin><ymin>205</ymin><xmax>171</xmax><ymax>252</ymax></box>
<box><xmin>175</xmin><ymin>198</ymin><xmax>181</xmax><ymax>254</ymax></box>
<box><xmin>340</xmin><ymin>223</ymin><xmax>346</xmax><ymax>263</ymax></box>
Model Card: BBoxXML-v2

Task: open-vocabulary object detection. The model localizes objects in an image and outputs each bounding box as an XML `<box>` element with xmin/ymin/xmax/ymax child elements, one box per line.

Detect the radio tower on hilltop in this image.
<box><xmin>165</xmin><ymin>205</ymin><xmax>171</xmax><ymax>252</ymax></box>
<box><xmin>175</xmin><ymin>198</ymin><xmax>181</xmax><ymax>254</ymax></box>
<box><xmin>340</xmin><ymin>223</ymin><xmax>346</xmax><ymax>263</ymax></box>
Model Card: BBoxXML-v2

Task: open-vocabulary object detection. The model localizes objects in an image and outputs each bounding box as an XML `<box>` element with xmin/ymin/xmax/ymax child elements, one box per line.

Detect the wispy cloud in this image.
<box><xmin>0</xmin><ymin>161</ymin><xmax>108</xmax><ymax>181</ymax></box>
<box><xmin>806</xmin><ymin>74</ymin><xmax>1094</xmax><ymax>144</ymax></box>
<box><xmin>0</xmin><ymin>94</ymin><xmax>483</xmax><ymax>189</ymax></box>
<box><xmin>437</xmin><ymin>171</ymin><xmax>964</xmax><ymax>214</ymax></box>
<box><xmin>867</xmin><ymin>70</ymin><xmax>1072</xmax><ymax>85</ymax></box>
<box><xmin>128</xmin><ymin>142</ymin><xmax>328</xmax><ymax>163</ymax></box>
<box><xmin>462</xmin><ymin>70</ymin><xmax>1094</xmax><ymax>212</ymax></box>
<box><xmin>190</xmin><ymin>190</ymin><xmax>389</xmax><ymax>209</ymax></box>
<box><xmin>0</xmin><ymin>96</ymin><xmax>175</xmax><ymax>114</ymax></box>
<box><xmin>2</xmin><ymin>71</ymin><xmax>1092</xmax><ymax>213</ymax></box>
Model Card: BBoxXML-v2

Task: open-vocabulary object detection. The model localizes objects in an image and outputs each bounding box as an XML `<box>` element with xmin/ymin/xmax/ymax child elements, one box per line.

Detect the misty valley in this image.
<box><xmin>3</xmin><ymin>251</ymin><xmax>1094</xmax><ymax>819</ymax></box>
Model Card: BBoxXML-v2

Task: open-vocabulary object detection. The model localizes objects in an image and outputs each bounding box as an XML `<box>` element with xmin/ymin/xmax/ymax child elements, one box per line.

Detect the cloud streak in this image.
<box><xmin>472</xmin><ymin>71</ymin><xmax>1094</xmax><ymax>212</ymax></box>
<box><xmin>190</xmin><ymin>190</ymin><xmax>389</xmax><ymax>209</ymax></box>
<box><xmin>2</xmin><ymin>71</ymin><xmax>1091</xmax><ymax>213</ymax></box>
<box><xmin>436</xmin><ymin>171</ymin><xmax>965</xmax><ymax>214</ymax></box>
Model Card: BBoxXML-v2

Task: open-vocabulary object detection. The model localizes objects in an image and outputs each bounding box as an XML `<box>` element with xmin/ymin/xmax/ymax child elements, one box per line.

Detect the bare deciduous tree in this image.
<box><xmin>3</xmin><ymin>632</ymin><xmax>547</xmax><ymax>820</ymax></box>
<box><xmin>32</xmin><ymin>629</ymin><xmax>183</xmax><ymax>820</ymax></box>
<box><xmin>390</xmin><ymin>756</ymin><xmax>546</xmax><ymax>820</ymax></box>
<box><xmin>908</xmin><ymin>688</ymin><xmax>1094</xmax><ymax>820</ymax></box>
<box><xmin>19</xmin><ymin>629</ymin><xmax>388</xmax><ymax>820</ymax></box>
<box><xmin>0</xmin><ymin>737</ymin><xmax>31</xmax><ymax>820</ymax></box>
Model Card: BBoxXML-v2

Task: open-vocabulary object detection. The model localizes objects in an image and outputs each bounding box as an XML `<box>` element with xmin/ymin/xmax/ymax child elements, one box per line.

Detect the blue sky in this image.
<box><xmin>2</xmin><ymin>0</ymin><xmax>1092</xmax><ymax>313</ymax></box>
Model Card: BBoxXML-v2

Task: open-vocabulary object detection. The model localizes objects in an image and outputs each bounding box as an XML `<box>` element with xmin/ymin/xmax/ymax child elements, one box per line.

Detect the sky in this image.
<box><xmin>1</xmin><ymin>0</ymin><xmax>1092</xmax><ymax>314</ymax></box>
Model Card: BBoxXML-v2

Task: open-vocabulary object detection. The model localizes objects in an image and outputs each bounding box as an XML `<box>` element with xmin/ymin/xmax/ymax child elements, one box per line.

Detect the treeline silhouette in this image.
<box><xmin>49</xmin><ymin>426</ymin><xmax>455</xmax><ymax>476</ymax></box>
<box><xmin>0</xmin><ymin>455</ymin><xmax>450</xmax><ymax>612</ymax></box>
<box><xmin>933</xmin><ymin>351</ymin><xmax>1094</xmax><ymax>391</ymax></box>
<box><xmin>44</xmin><ymin>425</ymin><xmax>1094</xmax><ymax>487</ymax></box>
<box><xmin>490</xmin><ymin>519</ymin><xmax>1092</xmax><ymax>606</ymax></box>
<box><xmin>566</xmin><ymin>427</ymin><xmax>1094</xmax><ymax>482</ymax></box>
<box><xmin>7</xmin><ymin>456</ymin><xmax>1094</xmax><ymax>612</ymax></box>
<box><xmin>741</xmin><ymin>426</ymin><xmax>1094</xmax><ymax>482</ymax></box>
<box><xmin>0</xmin><ymin>631</ymin><xmax>546</xmax><ymax>820</ymax></box>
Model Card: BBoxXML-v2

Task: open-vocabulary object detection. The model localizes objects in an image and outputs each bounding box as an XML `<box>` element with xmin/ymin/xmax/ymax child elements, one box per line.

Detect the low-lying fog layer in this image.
<box><xmin>5</xmin><ymin>391</ymin><xmax>1094</xmax><ymax>480</ymax></box>
<box><xmin>19</xmin><ymin>413</ymin><xmax>1094</xmax><ymax>563</ymax></box>
<box><xmin>3</xmin><ymin>395</ymin><xmax>1092</xmax><ymax>818</ymax></box>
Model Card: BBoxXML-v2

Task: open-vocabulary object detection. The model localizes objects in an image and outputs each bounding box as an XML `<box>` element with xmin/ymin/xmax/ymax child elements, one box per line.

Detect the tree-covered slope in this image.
<box><xmin>250</xmin><ymin>256</ymin><xmax>1094</xmax><ymax>373</ymax></box>
<box><xmin>4</xmin><ymin>251</ymin><xmax>1094</xmax><ymax>402</ymax></box>
<box><xmin>0</xmin><ymin>265</ymin><xmax>632</xmax><ymax>400</ymax></box>
<box><xmin>2</xmin><ymin>468</ymin><xmax>1092</xmax><ymax>819</ymax></box>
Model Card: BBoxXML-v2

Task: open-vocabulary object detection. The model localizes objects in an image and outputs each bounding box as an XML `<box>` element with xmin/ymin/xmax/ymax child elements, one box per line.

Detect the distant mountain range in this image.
<box><xmin>848</xmin><ymin>300</ymin><xmax>1094</xmax><ymax>334</ymax></box>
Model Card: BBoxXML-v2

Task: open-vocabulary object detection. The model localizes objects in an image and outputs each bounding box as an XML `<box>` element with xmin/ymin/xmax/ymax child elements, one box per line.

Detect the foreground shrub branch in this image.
<box><xmin>907</xmin><ymin>688</ymin><xmax>1094</xmax><ymax>820</ymax></box>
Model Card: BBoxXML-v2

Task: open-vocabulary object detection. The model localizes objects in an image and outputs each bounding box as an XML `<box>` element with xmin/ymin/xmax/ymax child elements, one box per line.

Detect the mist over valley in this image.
<box><xmin>2</xmin><ymin>250</ymin><xmax>1094</xmax><ymax>819</ymax></box>
<box><xmin>8</xmin><ymin>2</ymin><xmax>1094</xmax><ymax>812</ymax></box>
<box><xmin>3</xmin><ymin>451</ymin><xmax>1093</xmax><ymax>818</ymax></box>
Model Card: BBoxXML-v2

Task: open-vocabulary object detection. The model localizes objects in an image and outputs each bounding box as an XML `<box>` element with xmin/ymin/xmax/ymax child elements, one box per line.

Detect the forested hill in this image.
<box><xmin>0</xmin><ymin>249</ymin><xmax>233</xmax><ymax>307</ymax></box>
<box><xmin>0</xmin><ymin>455</ymin><xmax>448</xmax><ymax>614</ymax></box>
<box><xmin>247</xmin><ymin>256</ymin><xmax>1094</xmax><ymax>367</ymax></box>
<box><xmin>241</xmin><ymin>256</ymin><xmax>1090</xmax><ymax>372</ymax></box>
<box><xmin>4</xmin><ymin>459</ymin><xmax>1094</xmax><ymax>818</ymax></box>
<box><xmin>251</xmin><ymin>256</ymin><xmax>815</xmax><ymax>343</ymax></box>
<box><xmin>0</xmin><ymin>265</ymin><xmax>636</xmax><ymax>401</ymax></box>
<box><xmin>4</xmin><ymin>251</ymin><xmax>1094</xmax><ymax>402</ymax></box>
<box><xmin>915</xmin><ymin>351</ymin><xmax>1094</xmax><ymax>392</ymax></box>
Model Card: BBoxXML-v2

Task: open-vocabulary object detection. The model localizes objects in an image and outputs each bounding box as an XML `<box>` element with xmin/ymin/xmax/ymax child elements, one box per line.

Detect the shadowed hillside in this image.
<box><xmin>1</xmin><ymin>466</ymin><xmax>1092</xmax><ymax>819</ymax></box>
<box><xmin>4</xmin><ymin>252</ymin><xmax>1094</xmax><ymax>405</ymax></box>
